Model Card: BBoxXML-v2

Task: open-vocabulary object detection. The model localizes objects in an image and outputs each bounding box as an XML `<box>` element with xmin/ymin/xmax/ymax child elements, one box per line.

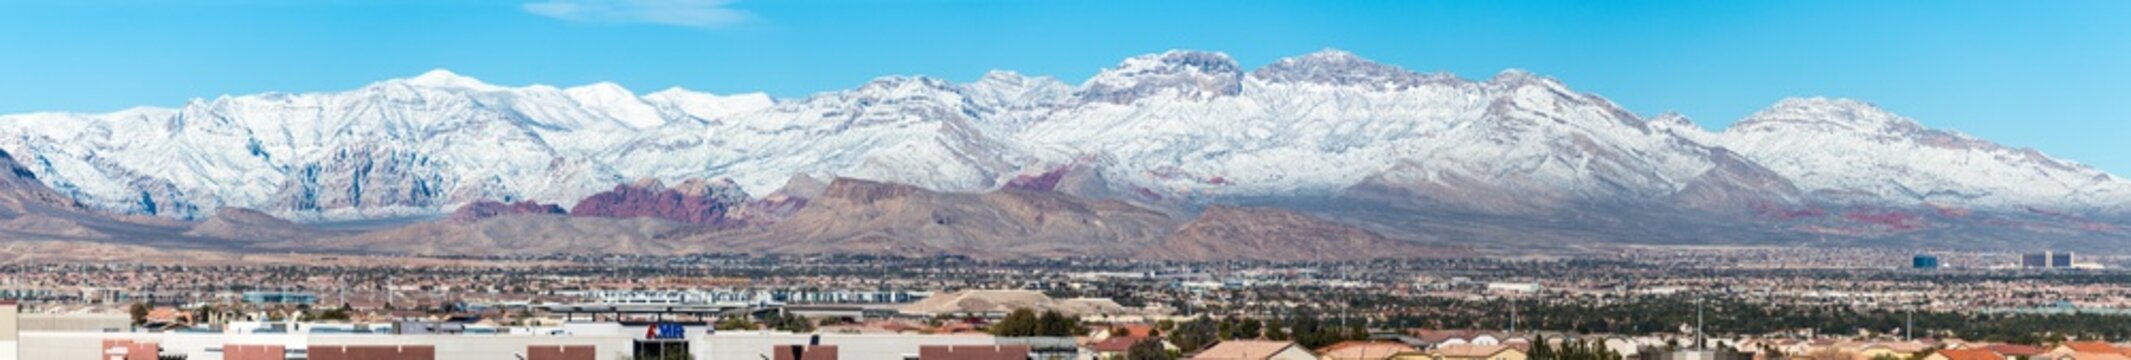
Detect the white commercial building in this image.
<box><xmin>1485</xmin><ymin>282</ymin><xmax>1542</xmax><ymax>294</ymax></box>
<box><xmin>2</xmin><ymin>301</ymin><xmax>18</xmax><ymax>360</ymax></box>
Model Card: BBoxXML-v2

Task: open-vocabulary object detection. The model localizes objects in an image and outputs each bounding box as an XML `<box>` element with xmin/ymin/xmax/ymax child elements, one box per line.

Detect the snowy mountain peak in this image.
<box><xmin>980</xmin><ymin>70</ymin><xmax>1028</xmax><ymax>83</ymax></box>
<box><xmin>643</xmin><ymin>87</ymin><xmax>775</xmax><ymax>122</ymax></box>
<box><xmin>1718</xmin><ymin>97</ymin><xmax>2131</xmax><ymax>210</ymax></box>
<box><xmin>1487</xmin><ymin>69</ymin><xmax>1555</xmax><ymax>86</ymax></box>
<box><xmin>1079</xmin><ymin>50</ymin><xmax>1242</xmax><ymax>104</ymax></box>
<box><xmin>1736</xmin><ymin>97</ymin><xmax>1923</xmax><ymax>134</ymax></box>
<box><xmin>3</xmin><ymin>48</ymin><xmax>2126</xmax><ymax>225</ymax></box>
<box><xmin>1251</xmin><ymin>48</ymin><xmax>1443</xmax><ymax>89</ymax></box>
<box><xmin>1649</xmin><ymin>112</ymin><xmax>1695</xmax><ymax>127</ymax></box>
<box><xmin>561</xmin><ymin>82</ymin><xmax>666</xmax><ymax>129</ymax></box>
<box><xmin>858</xmin><ymin>76</ymin><xmax>958</xmax><ymax>93</ymax></box>
<box><xmin>1646</xmin><ymin>112</ymin><xmax>1716</xmax><ymax>145</ymax></box>
<box><xmin>962</xmin><ymin>70</ymin><xmax>1073</xmax><ymax>111</ymax></box>
<box><xmin>398</xmin><ymin>69</ymin><xmax>501</xmax><ymax>91</ymax></box>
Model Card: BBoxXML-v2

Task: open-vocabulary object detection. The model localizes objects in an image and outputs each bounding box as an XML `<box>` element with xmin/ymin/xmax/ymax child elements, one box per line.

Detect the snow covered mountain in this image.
<box><xmin>1</xmin><ymin>49</ymin><xmax>2125</xmax><ymax>229</ymax></box>
<box><xmin>1711</xmin><ymin>98</ymin><xmax>2131</xmax><ymax>212</ymax></box>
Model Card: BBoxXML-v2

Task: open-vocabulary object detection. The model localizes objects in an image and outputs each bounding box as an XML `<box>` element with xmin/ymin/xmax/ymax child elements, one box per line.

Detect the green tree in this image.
<box><xmin>715</xmin><ymin>315</ymin><xmax>757</xmax><ymax>331</ymax></box>
<box><xmin>128</xmin><ymin>302</ymin><xmax>152</xmax><ymax>326</ymax></box>
<box><xmin>1217</xmin><ymin>320</ymin><xmax>1235</xmax><ymax>341</ymax></box>
<box><xmin>1531</xmin><ymin>334</ymin><xmax>1556</xmax><ymax>360</ymax></box>
<box><xmin>1037</xmin><ymin>310</ymin><xmax>1077</xmax><ymax>337</ymax></box>
<box><xmin>191</xmin><ymin>305</ymin><xmax>216</xmax><ymax>325</ymax></box>
<box><xmin>1128</xmin><ymin>338</ymin><xmax>1173</xmax><ymax>360</ymax></box>
<box><xmin>316</xmin><ymin>308</ymin><xmax>352</xmax><ymax>321</ymax></box>
<box><xmin>768</xmin><ymin>313</ymin><xmax>814</xmax><ymax>333</ymax></box>
<box><xmin>1169</xmin><ymin>318</ymin><xmax>1220</xmax><ymax>352</ymax></box>
<box><xmin>1238</xmin><ymin>319</ymin><xmax>1263</xmax><ymax>340</ymax></box>
<box><xmin>1265</xmin><ymin>319</ymin><xmax>1289</xmax><ymax>341</ymax></box>
<box><xmin>993</xmin><ymin>309</ymin><xmax>1041</xmax><ymax>337</ymax></box>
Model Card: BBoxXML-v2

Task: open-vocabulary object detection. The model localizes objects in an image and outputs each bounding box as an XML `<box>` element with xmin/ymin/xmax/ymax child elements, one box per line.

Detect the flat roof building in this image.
<box><xmin>242</xmin><ymin>291</ymin><xmax>318</xmax><ymax>305</ymax></box>
<box><xmin>2</xmin><ymin>300</ymin><xmax>17</xmax><ymax>360</ymax></box>
<box><xmin>2021</xmin><ymin>251</ymin><xmax>2077</xmax><ymax>269</ymax></box>
<box><xmin>1912</xmin><ymin>255</ymin><xmax>1941</xmax><ymax>269</ymax></box>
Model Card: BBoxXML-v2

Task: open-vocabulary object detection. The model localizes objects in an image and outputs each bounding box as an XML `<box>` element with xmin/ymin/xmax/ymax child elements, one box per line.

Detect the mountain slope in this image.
<box><xmin>0</xmin><ymin>50</ymin><xmax>1802</xmax><ymax>221</ymax></box>
<box><xmin>1</xmin><ymin>49</ymin><xmax>2125</xmax><ymax>255</ymax></box>
<box><xmin>1714</xmin><ymin>98</ymin><xmax>2131</xmax><ymax>211</ymax></box>
<box><xmin>695</xmin><ymin>178</ymin><xmax>1180</xmax><ymax>258</ymax></box>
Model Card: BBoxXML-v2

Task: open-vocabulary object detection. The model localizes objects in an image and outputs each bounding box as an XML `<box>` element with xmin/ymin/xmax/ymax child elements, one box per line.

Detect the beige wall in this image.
<box><xmin>2</xmin><ymin>303</ymin><xmax>16</xmax><ymax>360</ymax></box>
<box><xmin>1</xmin><ymin>304</ymin><xmax>17</xmax><ymax>341</ymax></box>
<box><xmin>16</xmin><ymin>313</ymin><xmax>128</xmax><ymax>332</ymax></box>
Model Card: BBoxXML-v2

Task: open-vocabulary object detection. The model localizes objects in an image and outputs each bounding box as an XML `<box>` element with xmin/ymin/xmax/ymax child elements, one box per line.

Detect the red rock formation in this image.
<box><xmin>568</xmin><ymin>179</ymin><xmax>748</xmax><ymax>226</ymax></box>
<box><xmin>1004</xmin><ymin>167</ymin><xmax>1069</xmax><ymax>192</ymax></box>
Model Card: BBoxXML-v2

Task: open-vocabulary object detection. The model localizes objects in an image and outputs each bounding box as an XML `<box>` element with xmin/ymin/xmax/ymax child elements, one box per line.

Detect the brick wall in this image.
<box><xmin>920</xmin><ymin>345</ymin><xmax>1033</xmax><ymax>360</ymax></box>
<box><xmin>309</xmin><ymin>345</ymin><xmax>437</xmax><ymax>360</ymax></box>
<box><xmin>100</xmin><ymin>339</ymin><xmax>160</xmax><ymax>360</ymax></box>
<box><xmin>530</xmin><ymin>345</ymin><xmax>597</xmax><ymax>360</ymax></box>
<box><xmin>224</xmin><ymin>344</ymin><xmax>287</xmax><ymax>360</ymax></box>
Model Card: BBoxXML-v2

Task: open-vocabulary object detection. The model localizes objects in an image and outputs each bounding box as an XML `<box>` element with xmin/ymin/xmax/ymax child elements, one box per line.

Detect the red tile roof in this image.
<box><xmin>1112</xmin><ymin>324</ymin><xmax>1159</xmax><ymax>338</ymax></box>
<box><xmin>1934</xmin><ymin>348</ymin><xmax>2003</xmax><ymax>360</ymax></box>
<box><xmin>1988</xmin><ymin>344</ymin><xmax>2046</xmax><ymax>356</ymax></box>
<box><xmin>1092</xmin><ymin>337</ymin><xmax>1153</xmax><ymax>353</ymax></box>
<box><xmin>2066</xmin><ymin>342</ymin><xmax>2124</xmax><ymax>354</ymax></box>
<box><xmin>1195</xmin><ymin>341</ymin><xmax>1301</xmax><ymax>360</ymax></box>
<box><xmin>1435</xmin><ymin>345</ymin><xmax>1519</xmax><ymax>359</ymax></box>
<box><xmin>1318</xmin><ymin>341</ymin><xmax>1417</xmax><ymax>360</ymax></box>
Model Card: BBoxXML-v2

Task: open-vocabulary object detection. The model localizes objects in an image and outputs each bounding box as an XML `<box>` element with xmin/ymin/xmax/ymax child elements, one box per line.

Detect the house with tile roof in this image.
<box><xmin>1426</xmin><ymin>344</ymin><xmax>1527</xmax><ymax>360</ymax></box>
<box><xmin>1192</xmin><ymin>340</ymin><xmax>1317</xmax><ymax>360</ymax></box>
<box><xmin>1924</xmin><ymin>348</ymin><xmax>2005</xmax><ymax>360</ymax></box>
<box><xmin>1318</xmin><ymin>341</ymin><xmax>1416</xmax><ymax>360</ymax></box>
<box><xmin>2050</xmin><ymin>342</ymin><xmax>2128</xmax><ymax>358</ymax></box>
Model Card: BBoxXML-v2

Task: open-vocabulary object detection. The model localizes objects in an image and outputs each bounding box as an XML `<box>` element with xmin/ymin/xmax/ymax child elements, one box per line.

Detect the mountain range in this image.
<box><xmin>0</xmin><ymin>49</ymin><xmax>2124</xmax><ymax>258</ymax></box>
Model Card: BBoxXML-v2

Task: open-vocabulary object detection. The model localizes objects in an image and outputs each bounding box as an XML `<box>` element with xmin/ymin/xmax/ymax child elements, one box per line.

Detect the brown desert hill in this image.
<box><xmin>274</xmin><ymin>176</ymin><xmax>1440</xmax><ymax>260</ymax></box>
<box><xmin>278</xmin><ymin>214</ymin><xmax>697</xmax><ymax>256</ymax></box>
<box><xmin>1</xmin><ymin>214</ymin><xmax>111</xmax><ymax>240</ymax></box>
<box><xmin>0</xmin><ymin>150</ymin><xmax>225</xmax><ymax>248</ymax></box>
<box><xmin>0</xmin><ymin>149</ymin><xmax>117</xmax><ymax>241</ymax></box>
<box><xmin>1145</xmin><ymin>205</ymin><xmax>1458</xmax><ymax>261</ymax></box>
<box><xmin>183</xmin><ymin>207</ymin><xmax>330</xmax><ymax>242</ymax></box>
<box><xmin>569</xmin><ymin>178</ymin><xmax>750</xmax><ymax>226</ymax></box>
<box><xmin>694</xmin><ymin>177</ymin><xmax>1181</xmax><ymax>258</ymax></box>
<box><xmin>446</xmin><ymin>200</ymin><xmax>566</xmax><ymax>223</ymax></box>
<box><xmin>731</xmin><ymin>174</ymin><xmax>827</xmax><ymax>222</ymax></box>
<box><xmin>0</xmin><ymin>148</ymin><xmax>81</xmax><ymax>217</ymax></box>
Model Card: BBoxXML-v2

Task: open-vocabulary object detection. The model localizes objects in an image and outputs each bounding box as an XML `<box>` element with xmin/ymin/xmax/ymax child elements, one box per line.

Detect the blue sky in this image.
<box><xmin>2</xmin><ymin>0</ymin><xmax>2127</xmax><ymax>174</ymax></box>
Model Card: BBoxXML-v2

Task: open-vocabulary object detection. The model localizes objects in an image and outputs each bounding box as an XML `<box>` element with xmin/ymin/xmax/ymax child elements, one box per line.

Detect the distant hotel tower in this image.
<box><xmin>2022</xmin><ymin>251</ymin><xmax>2075</xmax><ymax>268</ymax></box>
<box><xmin>1912</xmin><ymin>255</ymin><xmax>1940</xmax><ymax>269</ymax></box>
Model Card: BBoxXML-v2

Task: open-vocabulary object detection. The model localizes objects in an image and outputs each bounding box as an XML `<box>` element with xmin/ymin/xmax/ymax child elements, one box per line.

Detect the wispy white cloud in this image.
<box><xmin>523</xmin><ymin>0</ymin><xmax>751</xmax><ymax>29</ymax></box>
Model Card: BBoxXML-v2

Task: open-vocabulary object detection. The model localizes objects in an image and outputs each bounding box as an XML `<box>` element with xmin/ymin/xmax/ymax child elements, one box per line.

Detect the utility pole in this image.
<box><xmin>1905</xmin><ymin>303</ymin><xmax>1914</xmax><ymax>341</ymax></box>
<box><xmin>1695</xmin><ymin>295</ymin><xmax>1705</xmax><ymax>350</ymax></box>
